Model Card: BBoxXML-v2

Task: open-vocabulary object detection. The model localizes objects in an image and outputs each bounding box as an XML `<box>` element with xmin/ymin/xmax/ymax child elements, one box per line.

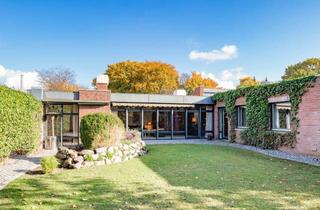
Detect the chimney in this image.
<box><xmin>95</xmin><ymin>75</ymin><xmax>109</xmax><ymax>91</ymax></box>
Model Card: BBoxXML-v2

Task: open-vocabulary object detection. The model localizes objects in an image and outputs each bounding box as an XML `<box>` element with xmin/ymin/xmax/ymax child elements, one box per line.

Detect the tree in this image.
<box><xmin>237</xmin><ymin>76</ymin><xmax>260</xmax><ymax>88</ymax></box>
<box><xmin>101</xmin><ymin>61</ymin><xmax>179</xmax><ymax>94</ymax></box>
<box><xmin>179</xmin><ymin>73</ymin><xmax>190</xmax><ymax>88</ymax></box>
<box><xmin>282</xmin><ymin>58</ymin><xmax>320</xmax><ymax>80</ymax></box>
<box><xmin>184</xmin><ymin>72</ymin><xmax>218</xmax><ymax>94</ymax></box>
<box><xmin>38</xmin><ymin>67</ymin><xmax>79</xmax><ymax>91</ymax></box>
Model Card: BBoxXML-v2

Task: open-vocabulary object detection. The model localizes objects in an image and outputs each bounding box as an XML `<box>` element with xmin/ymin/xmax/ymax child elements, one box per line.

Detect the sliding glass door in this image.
<box><xmin>187</xmin><ymin>110</ymin><xmax>199</xmax><ymax>138</ymax></box>
<box><xmin>173</xmin><ymin>111</ymin><xmax>186</xmax><ymax>138</ymax></box>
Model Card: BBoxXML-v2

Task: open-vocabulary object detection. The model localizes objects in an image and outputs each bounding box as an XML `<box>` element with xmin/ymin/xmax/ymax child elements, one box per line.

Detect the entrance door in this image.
<box><xmin>218</xmin><ymin>107</ymin><xmax>228</xmax><ymax>139</ymax></box>
<box><xmin>187</xmin><ymin>111</ymin><xmax>199</xmax><ymax>138</ymax></box>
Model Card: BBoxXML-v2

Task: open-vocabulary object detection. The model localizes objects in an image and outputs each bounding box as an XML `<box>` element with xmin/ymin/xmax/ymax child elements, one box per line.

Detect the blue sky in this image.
<box><xmin>0</xmin><ymin>0</ymin><xmax>320</xmax><ymax>89</ymax></box>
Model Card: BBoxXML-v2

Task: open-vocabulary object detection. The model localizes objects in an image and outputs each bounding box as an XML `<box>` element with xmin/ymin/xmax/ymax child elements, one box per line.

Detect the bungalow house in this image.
<box><xmin>29</xmin><ymin>75</ymin><xmax>320</xmax><ymax>157</ymax></box>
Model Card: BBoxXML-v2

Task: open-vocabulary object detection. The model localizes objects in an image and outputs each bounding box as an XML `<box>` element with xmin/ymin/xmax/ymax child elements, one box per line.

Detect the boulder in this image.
<box><xmin>71</xmin><ymin>162</ymin><xmax>82</xmax><ymax>169</ymax></box>
<box><xmin>68</xmin><ymin>149</ymin><xmax>78</xmax><ymax>159</ymax></box>
<box><xmin>107</xmin><ymin>146</ymin><xmax>114</xmax><ymax>154</ymax></box>
<box><xmin>79</xmin><ymin>149</ymin><xmax>94</xmax><ymax>156</ymax></box>
<box><xmin>74</xmin><ymin>156</ymin><xmax>84</xmax><ymax>164</ymax></box>
<box><xmin>95</xmin><ymin>160</ymin><xmax>105</xmax><ymax>166</ymax></box>
<box><xmin>113</xmin><ymin>156</ymin><xmax>122</xmax><ymax>163</ymax></box>
<box><xmin>95</xmin><ymin>147</ymin><xmax>107</xmax><ymax>154</ymax></box>
<box><xmin>55</xmin><ymin>152</ymin><xmax>67</xmax><ymax>160</ymax></box>
<box><xmin>62</xmin><ymin>158</ymin><xmax>73</xmax><ymax>168</ymax></box>
<box><xmin>58</xmin><ymin>146</ymin><xmax>69</xmax><ymax>154</ymax></box>
<box><xmin>92</xmin><ymin>154</ymin><xmax>99</xmax><ymax>161</ymax></box>
<box><xmin>82</xmin><ymin>161</ymin><xmax>94</xmax><ymax>168</ymax></box>
<box><xmin>105</xmin><ymin>159</ymin><xmax>112</xmax><ymax>165</ymax></box>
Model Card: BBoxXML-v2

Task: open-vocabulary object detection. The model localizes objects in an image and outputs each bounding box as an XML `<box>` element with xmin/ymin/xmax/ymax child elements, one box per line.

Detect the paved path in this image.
<box><xmin>0</xmin><ymin>150</ymin><xmax>55</xmax><ymax>190</ymax></box>
<box><xmin>145</xmin><ymin>139</ymin><xmax>320</xmax><ymax>166</ymax></box>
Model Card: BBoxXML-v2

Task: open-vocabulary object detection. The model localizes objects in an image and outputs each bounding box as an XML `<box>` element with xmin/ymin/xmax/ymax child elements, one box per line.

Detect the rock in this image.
<box><xmin>92</xmin><ymin>154</ymin><xmax>99</xmax><ymax>161</ymax></box>
<box><xmin>113</xmin><ymin>156</ymin><xmax>122</xmax><ymax>163</ymax></box>
<box><xmin>123</xmin><ymin>144</ymin><xmax>129</xmax><ymax>150</ymax></box>
<box><xmin>95</xmin><ymin>147</ymin><xmax>107</xmax><ymax>154</ymax></box>
<box><xmin>74</xmin><ymin>156</ymin><xmax>84</xmax><ymax>163</ymax></box>
<box><xmin>79</xmin><ymin>149</ymin><xmax>94</xmax><ymax>156</ymax></box>
<box><xmin>55</xmin><ymin>152</ymin><xmax>67</xmax><ymax>160</ymax></box>
<box><xmin>82</xmin><ymin>161</ymin><xmax>94</xmax><ymax>168</ymax></box>
<box><xmin>107</xmin><ymin>146</ymin><xmax>114</xmax><ymax>154</ymax></box>
<box><xmin>68</xmin><ymin>149</ymin><xmax>78</xmax><ymax>159</ymax></box>
<box><xmin>58</xmin><ymin>146</ymin><xmax>69</xmax><ymax>154</ymax></box>
<box><xmin>94</xmin><ymin>160</ymin><xmax>105</xmax><ymax>166</ymax></box>
<box><xmin>62</xmin><ymin>158</ymin><xmax>73</xmax><ymax>168</ymax></box>
<box><xmin>71</xmin><ymin>162</ymin><xmax>82</xmax><ymax>169</ymax></box>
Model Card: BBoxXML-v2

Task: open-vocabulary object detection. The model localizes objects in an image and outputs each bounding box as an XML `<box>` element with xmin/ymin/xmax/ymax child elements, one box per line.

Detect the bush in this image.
<box><xmin>80</xmin><ymin>112</ymin><xmax>125</xmax><ymax>149</ymax></box>
<box><xmin>84</xmin><ymin>154</ymin><xmax>94</xmax><ymax>161</ymax></box>
<box><xmin>106</xmin><ymin>151</ymin><xmax>113</xmax><ymax>160</ymax></box>
<box><xmin>0</xmin><ymin>86</ymin><xmax>42</xmax><ymax>159</ymax></box>
<box><xmin>41</xmin><ymin>156</ymin><xmax>59</xmax><ymax>174</ymax></box>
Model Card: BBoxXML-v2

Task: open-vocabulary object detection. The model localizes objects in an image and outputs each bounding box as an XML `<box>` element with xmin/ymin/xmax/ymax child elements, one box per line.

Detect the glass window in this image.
<box><xmin>237</xmin><ymin>106</ymin><xmax>247</xmax><ymax>128</ymax></box>
<box><xmin>158</xmin><ymin>111</ymin><xmax>171</xmax><ymax>139</ymax></box>
<box><xmin>271</xmin><ymin>102</ymin><xmax>291</xmax><ymax>130</ymax></box>
<box><xmin>143</xmin><ymin>110</ymin><xmax>157</xmax><ymax>139</ymax></box>
<box><xmin>47</xmin><ymin>105</ymin><xmax>62</xmax><ymax>114</ymax></box>
<box><xmin>117</xmin><ymin>110</ymin><xmax>126</xmax><ymax>125</ymax></box>
<box><xmin>128</xmin><ymin>111</ymin><xmax>141</xmax><ymax>131</ymax></box>
<box><xmin>63</xmin><ymin>104</ymin><xmax>78</xmax><ymax>113</ymax></box>
<box><xmin>201</xmin><ymin>111</ymin><xmax>213</xmax><ymax>137</ymax></box>
<box><xmin>173</xmin><ymin>111</ymin><xmax>185</xmax><ymax>138</ymax></box>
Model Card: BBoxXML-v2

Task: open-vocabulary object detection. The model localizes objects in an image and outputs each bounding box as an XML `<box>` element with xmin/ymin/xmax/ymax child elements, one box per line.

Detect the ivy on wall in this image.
<box><xmin>0</xmin><ymin>86</ymin><xmax>42</xmax><ymax>159</ymax></box>
<box><xmin>213</xmin><ymin>76</ymin><xmax>317</xmax><ymax>149</ymax></box>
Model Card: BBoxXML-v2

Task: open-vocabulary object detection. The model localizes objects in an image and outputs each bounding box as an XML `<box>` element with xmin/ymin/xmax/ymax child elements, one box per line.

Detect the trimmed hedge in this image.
<box><xmin>0</xmin><ymin>86</ymin><xmax>42</xmax><ymax>159</ymax></box>
<box><xmin>80</xmin><ymin>112</ymin><xmax>125</xmax><ymax>149</ymax></box>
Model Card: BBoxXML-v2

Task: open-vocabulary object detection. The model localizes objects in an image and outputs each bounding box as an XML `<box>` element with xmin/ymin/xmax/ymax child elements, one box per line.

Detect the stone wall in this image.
<box><xmin>55</xmin><ymin>140</ymin><xmax>147</xmax><ymax>169</ymax></box>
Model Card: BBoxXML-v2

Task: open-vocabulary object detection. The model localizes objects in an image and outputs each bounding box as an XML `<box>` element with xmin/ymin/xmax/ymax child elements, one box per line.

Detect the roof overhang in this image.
<box><xmin>112</xmin><ymin>102</ymin><xmax>194</xmax><ymax>108</ymax></box>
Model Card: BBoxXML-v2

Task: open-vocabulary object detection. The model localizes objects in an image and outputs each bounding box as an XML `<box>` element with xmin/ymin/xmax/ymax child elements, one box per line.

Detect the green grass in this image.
<box><xmin>1</xmin><ymin>144</ymin><xmax>320</xmax><ymax>209</ymax></box>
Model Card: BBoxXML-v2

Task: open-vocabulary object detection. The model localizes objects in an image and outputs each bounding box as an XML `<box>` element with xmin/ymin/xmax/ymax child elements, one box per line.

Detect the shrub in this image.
<box><xmin>124</xmin><ymin>130</ymin><xmax>141</xmax><ymax>142</ymax></box>
<box><xmin>0</xmin><ymin>86</ymin><xmax>42</xmax><ymax>159</ymax></box>
<box><xmin>97</xmin><ymin>154</ymin><xmax>104</xmax><ymax>161</ymax></box>
<box><xmin>84</xmin><ymin>154</ymin><xmax>94</xmax><ymax>161</ymax></box>
<box><xmin>106</xmin><ymin>152</ymin><xmax>113</xmax><ymax>160</ymax></box>
<box><xmin>41</xmin><ymin>156</ymin><xmax>59</xmax><ymax>174</ymax></box>
<box><xmin>80</xmin><ymin>112</ymin><xmax>125</xmax><ymax>149</ymax></box>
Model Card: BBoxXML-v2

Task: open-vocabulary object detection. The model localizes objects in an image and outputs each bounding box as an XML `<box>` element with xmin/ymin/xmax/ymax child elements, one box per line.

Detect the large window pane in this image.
<box><xmin>173</xmin><ymin>111</ymin><xmax>185</xmax><ymax>138</ymax></box>
<box><xmin>63</xmin><ymin>104</ymin><xmax>78</xmax><ymax>113</ymax></box>
<box><xmin>158</xmin><ymin>111</ymin><xmax>171</xmax><ymax>139</ymax></box>
<box><xmin>128</xmin><ymin>111</ymin><xmax>141</xmax><ymax>131</ymax></box>
<box><xmin>201</xmin><ymin>111</ymin><xmax>213</xmax><ymax>137</ymax></box>
<box><xmin>117</xmin><ymin>110</ymin><xmax>126</xmax><ymax>125</ymax></box>
<box><xmin>47</xmin><ymin>105</ymin><xmax>62</xmax><ymax>114</ymax></box>
<box><xmin>236</xmin><ymin>106</ymin><xmax>247</xmax><ymax>128</ymax></box>
<box><xmin>187</xmin><ymin>111</ymin><xmax>199</xmax><ymax>138</ymax></box>
<box><xmin>272</xmin><ymin>102</ymin><xmax>291</xmax><ymax>130</ymax></box>
<box><xmin>143</xmin><ymin>110</ymin><xmax>157</xmax><ymax>139</ymax></box>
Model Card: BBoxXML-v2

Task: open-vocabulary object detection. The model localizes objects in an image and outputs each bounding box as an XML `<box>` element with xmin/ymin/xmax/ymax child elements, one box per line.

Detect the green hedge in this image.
<box><xmin>213</xmin><ymin>76</ymin><xmax>317</xmax><ymax>149</ymax></box>
<box><xmin>80</xmin><ymin>112</ymin><xmax>124</xmax><ymax>149</ymax></box>
<box><xmin>0</xmin><ymin>86</ymin><xmax>42</xmax><ymax>159</ymax></box>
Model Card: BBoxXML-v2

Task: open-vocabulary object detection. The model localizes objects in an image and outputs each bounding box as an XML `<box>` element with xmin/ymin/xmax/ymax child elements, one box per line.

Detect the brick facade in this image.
<box><xmin>213</xmin><ymin>79</ymin><xmax>320</xmax><ymax>156</ymax></box>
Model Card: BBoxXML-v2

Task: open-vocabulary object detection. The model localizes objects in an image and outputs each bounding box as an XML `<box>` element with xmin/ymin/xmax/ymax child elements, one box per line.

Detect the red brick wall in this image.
<box><xmin>193</xmin><ymin>87</ymin><xmax>204</xmax><ymax>96</ymax></box>
<box><xmin>79</xmin><ymin>89</ymin><xmax>111</xmax><ymax>102</ymax></box>
<box><xmin>280</xmin><ymin>77</ymin><xmax>320</xmax><ymax>156</ymax></box>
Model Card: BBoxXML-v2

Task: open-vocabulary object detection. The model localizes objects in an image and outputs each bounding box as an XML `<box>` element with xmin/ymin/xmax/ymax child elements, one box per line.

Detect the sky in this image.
<box><xmin>0</xmin><ymin>0</ymin><xmax>320</xmax><ymax>89</ymax></box>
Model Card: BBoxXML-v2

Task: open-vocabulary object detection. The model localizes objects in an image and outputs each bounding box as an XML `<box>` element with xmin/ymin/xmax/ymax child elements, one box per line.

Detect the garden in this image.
<box><xmin>1</xmin><ymin>144</ymin><xmax>320</xmax><ymax>209</ymax></box>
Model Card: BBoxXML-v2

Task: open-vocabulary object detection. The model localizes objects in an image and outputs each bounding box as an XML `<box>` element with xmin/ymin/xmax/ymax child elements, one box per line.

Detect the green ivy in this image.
<box><xmin>213</xmin><ymin>76</ymin><xmax>317</xmax><ymax>149</ymax></box>
<box><xmin>0</xmin><ymin>86</ymin><xmax>42</xmax><ymax>159</ymax></box>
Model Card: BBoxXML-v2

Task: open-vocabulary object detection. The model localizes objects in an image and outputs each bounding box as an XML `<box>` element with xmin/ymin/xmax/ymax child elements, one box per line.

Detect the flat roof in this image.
<box><xmin>111</xmin><ymin>93</ymin><xmax>213</xmax><ymax>105</ymax></box>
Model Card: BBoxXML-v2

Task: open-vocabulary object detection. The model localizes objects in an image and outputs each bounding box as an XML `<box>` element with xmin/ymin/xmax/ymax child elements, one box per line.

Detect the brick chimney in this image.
<box><xmin>193</xmin><ymin>87</ymin><xmax>204</xmax><ymax>96</ymax></box>
<box><xmin>95</xmin><ymin>74</ymin><xmax>109</xmax><ymax>91</ymax></box>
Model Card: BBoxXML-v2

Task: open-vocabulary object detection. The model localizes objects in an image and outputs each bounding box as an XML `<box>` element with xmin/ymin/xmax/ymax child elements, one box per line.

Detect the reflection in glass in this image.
<box><xmin>143</xmin><ymin>110</ymin><xmax>157</xmax><ymax>139</ymax></box>
<box><xmin>187</xmin><ymin>111</ymin><xmax>199</xmax><ymax>138</ymax></box>
<box><xmin>173</xmin><ymin>111</ymin><xmax>185</xmax><ymax>138</ymax></box>
<box><xmin>128</xmin><ymin>111</ymin><xmax>141</xmax><ymax>131</ymax></box>
<box><xmin>158</xmin><ymin>111</ymin><xmax>171</xmax><ymax>139</ymax></box>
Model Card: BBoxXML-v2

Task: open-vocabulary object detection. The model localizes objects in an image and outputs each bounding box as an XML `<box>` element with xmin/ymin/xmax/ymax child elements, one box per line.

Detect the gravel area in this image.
<box><xmin>145</xmin><ymin>139</ymin><xmax>320</xmax><ymax>166</ymax></box>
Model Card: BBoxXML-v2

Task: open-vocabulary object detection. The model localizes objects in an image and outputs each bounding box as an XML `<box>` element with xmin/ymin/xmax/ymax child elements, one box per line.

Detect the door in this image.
<box><xmin>218</xmin><ymin>107</ymin><xmax>228</xmax><ymax>139</ymax></box>
<box><xmin>187</xmin><ymin>111</ymin><xmax>199</xmax><ymax>138</ymax></box>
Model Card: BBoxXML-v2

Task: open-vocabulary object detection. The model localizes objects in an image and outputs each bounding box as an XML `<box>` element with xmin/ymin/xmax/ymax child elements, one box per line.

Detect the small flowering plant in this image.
<box><xmin>123</xmin><ymin>130</ymin><xmax>141</xmax><ymax>142</ymax></box>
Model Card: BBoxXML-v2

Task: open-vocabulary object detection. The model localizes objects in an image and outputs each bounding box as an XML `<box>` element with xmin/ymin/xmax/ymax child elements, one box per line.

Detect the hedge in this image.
<box><xmin>213</xmin><ymin>76</ymin><xmax>317</xmax><ymax>149</ymax></box>
<box><xmin>0</xmin><ymin>86</ymin><xmax>42</xmax><ymax>159</ymax></box>
<box><xmin>80</xmin><ymin>112</ymin><xmax>125</xmax><ymax>149</ymax></box>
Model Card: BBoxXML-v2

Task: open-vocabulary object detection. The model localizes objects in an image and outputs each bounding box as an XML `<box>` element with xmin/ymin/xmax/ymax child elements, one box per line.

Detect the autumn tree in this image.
<box><xmin>237</xmin><ymin>76</ymin><xmax>260</xmax><ymax>88</ymax></box>
<box><xmin>184</xmin><ymin>72</ymin><xmax>218</xmax><ymax>94</ymax></box>
<box><xmin>179</xmin><ymin>73</ymin><xmax>190</xmax><ymax>88</ymax></box>
<box><xmin>282</xmin><ymin>58</ymin><xmax>320</xmax><ymax>80</ymax></box>
<box><xmin>37</xmin><ymin>67</ymin><xmax>79</xmax><ymax>91</ymax></box>
<box><xmin>103</xmin><ymin>61</ymin><xmax>179</xmax><ymax>94</ymax></box>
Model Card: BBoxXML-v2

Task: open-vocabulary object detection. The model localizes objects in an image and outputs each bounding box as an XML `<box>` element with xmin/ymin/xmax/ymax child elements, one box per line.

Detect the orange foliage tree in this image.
<box><xmin>184</xmin><ymin>72</ymin><xmax>218</xmax><ymax>94</ymax></box>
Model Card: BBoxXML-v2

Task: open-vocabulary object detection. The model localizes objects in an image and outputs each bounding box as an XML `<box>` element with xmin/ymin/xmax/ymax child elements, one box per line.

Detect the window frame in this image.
<box><xmin>236</xmin><ymin>106</ymin><xmax>247</xmax><ymax>129</ymax></box>
<box><xmin>270</xmin><ymin>102</ymin><xmax>291</xmax><ymax>132</ymax></box>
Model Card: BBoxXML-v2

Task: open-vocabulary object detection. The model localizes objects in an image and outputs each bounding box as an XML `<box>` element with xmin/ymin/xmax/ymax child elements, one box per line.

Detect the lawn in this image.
<box><xmin>1</xmin><ymin>144</ymin><xmax>320</xmax><ymax>209</ymax></box>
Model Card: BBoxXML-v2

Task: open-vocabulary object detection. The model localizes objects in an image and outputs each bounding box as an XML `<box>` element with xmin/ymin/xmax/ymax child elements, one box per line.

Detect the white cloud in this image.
<box><xmin>0</xmin><ymin>65</ymin><xmax>40</xmax><ymax>90</ymax></box>
<box><xmin>198</xmin><ymin>67</ymin><xmax>247</xmax><ymax>89</ymax></box>
<box><xmin>189</xmin><ymin>45</ymin><xmax>238</xmax><ymax>62</ymax></box>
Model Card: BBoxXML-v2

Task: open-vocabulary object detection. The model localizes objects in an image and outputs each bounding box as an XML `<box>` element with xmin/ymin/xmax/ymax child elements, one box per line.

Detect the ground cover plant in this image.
<box><xmin>0</xmin><ymin>144</ymin><xmax>319</xmax><ymax>209</ymax></box>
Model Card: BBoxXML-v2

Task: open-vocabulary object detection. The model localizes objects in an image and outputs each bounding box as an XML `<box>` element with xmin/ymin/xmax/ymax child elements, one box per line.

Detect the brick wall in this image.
<box><xmin>193</xmin><ymin>87</ymin><xmax>204</xmax><ymax>96</ymax></box>
<box><xmin>280</xmin><ymin>77</ymin><xmax>320</xmax><ymax>156</ymax></box>
<box><xmin>79</xmin><ymin>89</ymin><xmax>111</xmax><ymax>102</ymax></box>
<box><xmin>79</xmin><ymin>105</ymin><xmax>111</xmax><ymax>119</ymax></box>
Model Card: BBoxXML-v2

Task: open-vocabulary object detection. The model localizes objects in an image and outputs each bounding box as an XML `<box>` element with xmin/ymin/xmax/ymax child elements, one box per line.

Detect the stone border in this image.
<box><xmin>145</xmin><ymin>139</ymin><xmax>320</xmax><ymax>166</ymax></box>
